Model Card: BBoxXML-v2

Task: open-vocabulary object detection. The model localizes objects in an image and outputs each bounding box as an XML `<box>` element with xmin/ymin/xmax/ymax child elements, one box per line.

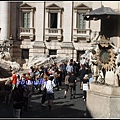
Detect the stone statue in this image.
<box><xmin>0</xmin><ymin>39</ymin><xmax>21</xmax><ymax>72</ymax></box>
<box><xmin>90</xmin><ymin>49</ymin><xmax>99</xmax><ymax>81</ymax></box>
<box><xmin>115</xmin><ymin>62</ymin><xmax>120</xmax><ymax>86</ymax></box>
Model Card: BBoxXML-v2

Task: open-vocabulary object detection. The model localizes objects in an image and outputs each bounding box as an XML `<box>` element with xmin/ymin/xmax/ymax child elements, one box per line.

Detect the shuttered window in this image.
<box><xmin>77</xmin><ymin>13</ymin><xmax>86</xmax><ymax>29</ymax></box>
<box><xmin>23</xmin><ymin>12</ymin><xmax>30</xmax><ymax>28</ymax></box>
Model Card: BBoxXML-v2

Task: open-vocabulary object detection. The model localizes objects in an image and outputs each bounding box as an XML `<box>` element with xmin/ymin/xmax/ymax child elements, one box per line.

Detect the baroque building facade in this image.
<box><xmin>0</xmin><ymin>1</ymin><xmax>120</xmax><ymax>69</ymax></box>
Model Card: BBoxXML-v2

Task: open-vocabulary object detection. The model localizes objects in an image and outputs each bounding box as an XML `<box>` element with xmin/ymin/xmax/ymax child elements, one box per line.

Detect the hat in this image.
<box><xmin>84</xmin><ymin>74</ymin><xmax>89</xmax><ymax>79</ymax></box>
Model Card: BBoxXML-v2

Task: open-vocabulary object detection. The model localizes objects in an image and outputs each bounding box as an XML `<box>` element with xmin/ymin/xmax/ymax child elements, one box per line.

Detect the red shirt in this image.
<box><xmin>11</xmin><ymin>74</ymin><xmax>17</xmax><ymax>84</ymax></box>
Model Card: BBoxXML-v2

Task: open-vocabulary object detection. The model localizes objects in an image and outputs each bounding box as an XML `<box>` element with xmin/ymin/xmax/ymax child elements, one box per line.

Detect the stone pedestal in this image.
<box><xmin>86</xmin><ymin>82</ymin><xmax>120</xmax><ymax>118</ymax></box>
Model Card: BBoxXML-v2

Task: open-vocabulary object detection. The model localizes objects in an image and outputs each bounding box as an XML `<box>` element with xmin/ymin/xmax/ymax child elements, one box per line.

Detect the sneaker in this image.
<box><xmin>83</xmin><ymin>99</ymin><xmax>86</xmax><ymax>101</ymax></box>
<box><xmin>41</xmin><ymin>104</ymin><xmax>46</xmax><ymax>107</ymax></box>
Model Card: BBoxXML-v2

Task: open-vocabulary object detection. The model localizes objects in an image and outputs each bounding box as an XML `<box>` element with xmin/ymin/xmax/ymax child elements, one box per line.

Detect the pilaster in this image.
<box><xmin>0</xmin><ymin>1</ymin><xmax>10</xmax><ymax>40</ymax></box>
<box><xmin>63</xmin><ymin>1</ymin><xmax>73</xmax><ymax>42</ymax></box>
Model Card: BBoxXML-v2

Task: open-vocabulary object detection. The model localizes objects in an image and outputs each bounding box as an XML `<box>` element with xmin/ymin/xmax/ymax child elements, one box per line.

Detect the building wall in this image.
<box><xmin>0</xmin><ymin>1</ymin><xmax>120</xmax><ymax>69</ymax></box>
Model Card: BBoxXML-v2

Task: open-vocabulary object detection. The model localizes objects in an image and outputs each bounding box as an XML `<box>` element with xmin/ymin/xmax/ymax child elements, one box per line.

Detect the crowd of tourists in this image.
<box><xmin>3</xmin><ymin>57</ymin><xmax>94</xmax><ymax>118</ymax></box>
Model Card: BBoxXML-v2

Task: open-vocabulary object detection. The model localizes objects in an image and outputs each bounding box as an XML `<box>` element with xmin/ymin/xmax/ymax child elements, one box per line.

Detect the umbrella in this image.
<box><xmin>84</xmin><ymin>5</ymin><xmax>120</xmax><ymax>20</ymax></box>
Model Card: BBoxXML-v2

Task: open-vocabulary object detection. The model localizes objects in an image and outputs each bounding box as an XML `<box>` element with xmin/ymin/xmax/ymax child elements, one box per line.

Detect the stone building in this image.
<box><xmin>0</xmin><ymin>1</ymin><xmax>120</xmax><ymax>69</ymax></box>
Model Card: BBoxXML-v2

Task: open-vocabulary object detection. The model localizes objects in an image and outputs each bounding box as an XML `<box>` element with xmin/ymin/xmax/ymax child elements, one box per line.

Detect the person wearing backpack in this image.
<box><xmin>68</xmin><ymin>72</ymin><xmax>77</xmax><ymax>99</ymax></box>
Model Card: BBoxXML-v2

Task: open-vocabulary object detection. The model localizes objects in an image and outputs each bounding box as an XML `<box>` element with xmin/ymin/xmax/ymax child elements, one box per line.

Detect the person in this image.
<box><xmin>68</xmin><ymin>72</ymin><xmax>77</xmax><ymax>99</ymax></box>
<box><xmin>3</xmin><ymin>78</ymin><xmax>12</xmax><ymax>104</ymax></box>
<box><xmin>23</xmin><ymin>84</ymin><xmax>29</xmax><ymax>111</ymax></box>
<box><xmin>89</xmin><ymin>74</ymin><xmax>94</xmax><ymax>84</ymax></box>
<box><xmin>64</xmin><ymin>72</ymin><xmax>70</xmax><ymax>98</ymax></box>
<box><xmin>34</xmin><ymin>76</ymin><xmax>40</xmax><ymax>91</ymax></box>
<box><xmin>73</xmin><ymin>61</ymin><xmax>77</xmax><ymax>76</ymax></box>
<box><xmin>41</xmin><ymin>75</ymin><xmax>47</xmax><ymax>107</ymax></box>
<box><xmin>61</xmin><ymin>62</ymin><xmax>67</xmax><ymax>80</ymax></box>
<box><xmin>43</xmin><ymin>75</ymin><xmax>56</xmax><ymax>110</ymax></box>
<box><xmin>17</xmin><ymin>84</ymin><xmax>24</xmax><ymax>116</ymax></box>
<box><xmin>26</xmin><ymin>76</ymin><xmax>33</xmax><ymax>108</ymax></box>
<box><xmin>78</xmin><ymin>64</ymin><xmax>87</xmax><ymax>90</ymax></box>
<box><xmin>66</xmin><ymin>62</ymin><xmax>73</xmax><ymax>74</ymax></box>
<box><xmin>57</xmin><ymin>68</ymin><xmax>63</xmax><ymax>90</ymax></box>
<box><xmin>11</xmin><ymin>71</ymin><xmax>17</xmax><ymax>90</ymax></box>
<box><xmin>53</xmin><ymin>71</ymin><xmax>59</xmax><ymax>91</ymax></box>
<box><xmin>16</xmin><ymin>74</ymin><xmax>21</xmax><ymax>87</ymax></box>
<box><xmin>12</xmin><ymin>87</ymin><xmax>24</xmax><ymax>118</ymax></box>
<box><xmin>81</xmin><ymin>57</ymin><xmax>86</xmax><ymax>65</ymax></box>
<box><xmin>82</xmin><ymin>74</ymin><xmax>89</xmax><ymax>101</ymax></box>
<box><xmin>20</xmin><ymin>73</ymin><xmax>26</xmax><ymax>86</ymax></box>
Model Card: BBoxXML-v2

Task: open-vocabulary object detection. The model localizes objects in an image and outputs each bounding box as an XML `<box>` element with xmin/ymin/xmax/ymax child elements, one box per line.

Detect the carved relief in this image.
<box><xmin>96</xmin><ymin>36</ymin><xmax>116</xmax><ymax>71</ymax></box>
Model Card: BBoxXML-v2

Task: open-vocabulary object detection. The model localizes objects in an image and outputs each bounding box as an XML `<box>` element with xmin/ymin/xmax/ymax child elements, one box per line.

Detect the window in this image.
<box><xmin>22</xmin><ymin>12</ymin><xmax>30</xmax><ymax>28</ymax></box>
<box><xmin>74</xmin><ymin>3</ymin><xmax>91</xmax><ymax>30</ymax></box>
<box><xmin>77</xmin><ymin>13</ymin><xmax>86</xmax><ymax>29</ymax></box>
<box><xmin>49</xmin><ymin>13</ymin><xmax>58</xmax><ymax>28</ymax></box>
<box><xmin>22</xmin><ymin>49</ymin><xmax>29</xmax><ymax>59</ymax></box>
<box><xmin>49</xmin><ymin>50</ymin><xmax>57</xmax><ymax>55</ymax></box>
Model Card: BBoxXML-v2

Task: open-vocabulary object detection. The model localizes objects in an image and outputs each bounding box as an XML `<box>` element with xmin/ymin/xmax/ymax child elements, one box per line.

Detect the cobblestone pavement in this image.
<box><xmin>0</xmin><ymin>78</ymin><xmax>87</xmax><ymax>118</ymax></box>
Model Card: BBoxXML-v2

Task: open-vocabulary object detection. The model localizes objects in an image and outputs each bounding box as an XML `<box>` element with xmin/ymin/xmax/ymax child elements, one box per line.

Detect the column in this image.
<box><xmin>29</xmin><ymin>10</ymin><xmax>33</xmax><ymax>40</ymax></box>
<box><xmin>73</xmin><ymin>10</ymin><xmax>77</xmax><ymax>42</ymax></box>
<box><xmin>30</xmin><ymin>10</ymin><xmax>33</xmax><ymax>28</ymax></box>
<box><xmin>0</xmin><ymin>1</ymin><xmax>10</xmax><ymax>40</ymax></box>
<box><xmin>73</xmin><ymin>10</ymin><xmax>77</xmax><ymax>29</ymax></box>
<box><xmin>45</xmin><ymin>10</ymin><xmax>49</xmax><ymax>29</ymax></box>
<box><xmin>57</xmin><ymin>11</ymin><xmax>61</xmax><ymax>29</ymax></box>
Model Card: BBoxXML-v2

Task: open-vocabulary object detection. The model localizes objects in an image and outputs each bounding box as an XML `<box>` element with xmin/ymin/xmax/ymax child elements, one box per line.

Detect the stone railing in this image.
<box><xmin>73</xmin><ymin>28</ymin><xmax>91</xmax><ymax>36</ymax></box>
<box><xmin>45</xmin><ymin>28</ymin><xmax>62</xmax><ymax>36</ymax></box>
<box><xmin>73</xmin><ymin>28</ymin><xmax>91</xmax><ymax>42</ymax></box>
<box><xmin>18</xmin><ymin>27</ymin><xmax>35</xmax><ymax>40</ymax></box>
<box><xmin>19</xmin><ymin>27</ymin><xmax>34</xmax><ymax>33</ymax></box>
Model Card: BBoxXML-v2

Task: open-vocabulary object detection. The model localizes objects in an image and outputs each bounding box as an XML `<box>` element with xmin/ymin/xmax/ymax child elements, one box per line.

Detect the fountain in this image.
<box><xmin>83</xmin><ymin>6</ymin><xmax>120</xmax><ymax>117</ymax></box>
<box><xmin>86</xmin><ymin>35</ymin><xmax>120</xmax><ymax>118</ymax></box>
<box><xmin>27</xmin><ymin>54</ymin><xmax>69</xmax><ymax>68</ymax></box>
<box><xmin>0</xmin><ymin>39</ymin><xmax>21</xmax><ymax>91</ymax></box>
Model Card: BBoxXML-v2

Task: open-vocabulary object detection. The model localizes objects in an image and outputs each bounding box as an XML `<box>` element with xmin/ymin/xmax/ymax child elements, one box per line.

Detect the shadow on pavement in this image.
<box><xmin>21</xmin><ymin>101</ymin><xmax>86</xmax><ymax>118</ymax></box>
